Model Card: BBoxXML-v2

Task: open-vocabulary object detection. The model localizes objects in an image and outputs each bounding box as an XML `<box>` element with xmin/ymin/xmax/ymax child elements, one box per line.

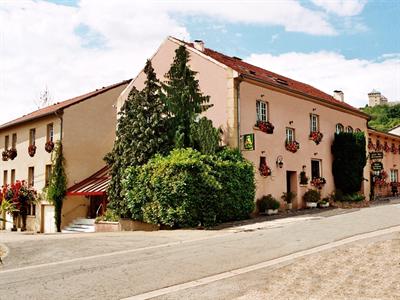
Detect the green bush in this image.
<box><xmin>123</xmin><ymin>148</ymin><xmax>255</xmax><ymax>227</ymax></box>
<box><xmin>95</xmin><ymin>210</ymin><xmax>119</xmax><ymax>223</ymax></box>
<box><xmin>342</xmin><ymin>193</ymin><xmax>365</xmax><ymax>202</ymax></box>
<box><xmin>303</xmin><ymin>189</ymin><xmax>321</xmax><ymax>203</ymax></box>
<box><xmin>281</xmin><ymin>191</ymin><xmax>296</xmax><ymax>203</ymax></box>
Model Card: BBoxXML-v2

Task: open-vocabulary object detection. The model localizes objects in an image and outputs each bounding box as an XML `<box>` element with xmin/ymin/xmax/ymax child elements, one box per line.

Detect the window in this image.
<box><xmin>256</xmin><ymin>100</ymin><xmax>268</xmax><ymax>122</ymax></box>
<box><xmin>311</xmin><ymin>160</ymin><xmax>321</xmax><ymax>179</ymax></box>
<box><xmin>346</xmin><ymin>126</ymin><xmax>353</xmax><ymax>133</ymax></box>
<box><xmin>47</xmin><ymin>123</ymin><xmax>54</xmax><ymax>142</ymax></box>
<box><xmin>286</xmin><ymin>127</ymin><xmax>295</xmax><ymax>143</ymax></box>
<box><xmin>29</xmin><ymin>129</ymin><xmax>36</xmax><ymax>146</ymax></box>
<box><xmin>390</xmin><ymin>169</ymin><xmax>398</xmax><ymax>183</ymax></box>
<box><xmin>4</xmin><ymin>135</ymin><xmax>9</xmax><ymax>150</ymax></box>
<box><xmin>28</xmin><ymin>204</ymin><xmax>36</xmax><ymax>216</ymax></box>
<box><xmin>335</xmin><ymin>123</ymin><xmax>344</xmax><ymax>134</ymax></box>
<box><xmin>45</xmin><ymin>164</ymin><xmax>52</xmax><ymax>186</ymax></box>
<box><xmin>28</xmin><ymin>167</ymin><xmax>34</xmax><ymax>187</ymax></box>
<box><xmin>355</xmin><ymin>128</ymin><xmax>361</xmax><ymax>133</ymax></box>
<box><xmin>11</xmin><ymin>169</ymin><xmax>15</xmax><ymax>184</ymax></box>
<box><xmin>11</xmin><ymin>133</ymin><xmax>17</xmax><ymax>149</ymax></box>
<box><xmin>310</xmin><ymin>114</ymin><xmax>319</xmax><ymax>133</ymax></box>
<box><xmin>3</xmin><ymin>170</ymin><xmax>7</xmax><ymax>187</ymax></box>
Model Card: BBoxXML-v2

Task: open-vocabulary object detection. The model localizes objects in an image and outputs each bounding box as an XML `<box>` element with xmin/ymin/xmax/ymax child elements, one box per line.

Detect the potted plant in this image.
<box><xmin>259</xmin><ymin>163</ymin><xmax>272</xmax><ymax>177</ymax></box>
<box><xmin>256</xmin><ymin>194</ymin><xmax>280</xmax><ymax>215</ymax></box>
<box><xmin>7</xmin><ymin>148</ymin><xmax>17</xmax><ymax>160</ymax></box>
<box><xmin>311</xmin><ymin>177</ymin><xmax>326</xmax><ymax>189</ymax></box>
<box><xmin>285</xmin><ymin>140</ymin><xmax>300</xmax><ymax>153</ymax></box>
<box><xmin>318</xmin><ymin>197</ymin><xmax>330</xmax><ymax>208</ymax></box>
<box><xmin>281</xmin><ymin>191</ymin><xmax>296</xmax><ymax>210</ymax></box>
<box><xmin>309</xmin><ymin>131</ymin><xmax>323</xmax><ymax>145</ymax></box>
<box><xmin>303</xmin><ymin>189</ymin><xmax>320</xmax><ymax>208</ymax></box>
<box><xmin>28</xmin><ymin>145</ymin><xmax>36</xmax><ymax>157</ymax></box>
<box><xmin>2</xmin><ymin>150</ymin><xmax>8</xmax><ymax>161</ymax></box>
<box><xmin>45</xmin><ymin>140</ymin><xmax>54</xmax><ymax>153</ymax></box>
<box><xmin>255</xmin><ymin>120</ymin><xmax>274</xmax><ymax>134</ymax></box>
<box><xmin>95</xmin><ymin>210</ymin><xmax>120</xmax><ymax>232</ymax></box>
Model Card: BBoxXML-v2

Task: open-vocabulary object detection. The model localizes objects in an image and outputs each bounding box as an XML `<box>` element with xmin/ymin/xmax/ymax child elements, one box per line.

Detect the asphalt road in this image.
<box><xmin>0</xmin><ymin>203</ymin><xmax>399</xmax><ymax>300</ymax></box>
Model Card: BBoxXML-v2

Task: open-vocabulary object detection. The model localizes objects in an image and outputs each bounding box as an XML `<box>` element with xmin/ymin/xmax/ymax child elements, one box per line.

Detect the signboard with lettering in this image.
<box><xmin>371</xmin><ymin>161</ymin><xmax>383</xmax><ymax>171</ymax></box>
<box><xmin>370</xmin><ymin>152</ymin><xmax>383</xmax><ymax>160</ymax></box>
<box><xmin>243</xmin><ymin>133</ymin><xmax>255</xmax><ymax>151</ymax></box>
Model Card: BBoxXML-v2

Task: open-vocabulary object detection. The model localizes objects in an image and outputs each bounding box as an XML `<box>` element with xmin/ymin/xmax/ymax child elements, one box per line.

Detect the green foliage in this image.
<box><xmin>105</xmin><ymin>60</ymin><xmax>168</xmax><ymax>217</ymax></box>
<box><xmin>47</xmin><ymin>141</ymin><xmax>67</xmax><ymax>232</ymax></box>
<box><xmin>95</xmin><ymin>210</ymin><xmax>119</xmax><ymax>223</ymax></box>
<box><xmin>361</xmin><ymin>104</ymin><xmax>400</xmax><ymax>132</ymax></box>
<box><xmin>303</xmin><ymin>189</ymin><xmax>321</xmax><ymax>203</ymax></box>
<box><xmin>123</xmin><ymin>148</ymin><xmax>255</xmax><ymax>227</ymax></box>
<box><xmin>257</xmin><ymin>195</ymin><xmax>280</xmax><ymax>212</ymax></box>
<box><xmin>332</xmin><ymin>190</ymin><xmax>365</xmax><ymax>202</ymax></box>
<box><xmin>163</xmin><ymin>45</ymin><xmax>213</xmax><ymax>148</ymax></box>
<box><xmin>190</xmin><ymin>117</ymin><xmax>221</xmax><ymax>154</ymax></box>
<box><xmin>281</xmin><ymin>191</ymin><xmax>296</xmax><ymax>203</ymax></box>
<box><xmin>332</xmin><ymin>132</ymin><xmax>367</xmax><ymax>194</ymax></box>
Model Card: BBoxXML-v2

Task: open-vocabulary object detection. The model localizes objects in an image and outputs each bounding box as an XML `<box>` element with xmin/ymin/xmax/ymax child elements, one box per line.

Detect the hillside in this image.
<box><xmin>361</xmin><ymin>104</ymin><xmax>400</xmax><ymax>132</ymax></box>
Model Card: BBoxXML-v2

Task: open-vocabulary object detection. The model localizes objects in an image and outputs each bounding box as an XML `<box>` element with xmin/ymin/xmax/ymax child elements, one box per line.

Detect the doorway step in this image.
<box><xmin>61</xmin><ymin>218</ymin><xmax>96</xmax><ymax>233</ymax></box>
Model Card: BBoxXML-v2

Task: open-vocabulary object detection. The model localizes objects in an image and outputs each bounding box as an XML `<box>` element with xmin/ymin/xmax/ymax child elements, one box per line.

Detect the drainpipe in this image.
<box><xmin>54</xmin><ymin>109</ymin><xmax>64</xmax><ymax>143</ymax></box>
<box><xmin>236</xmin><ymin>76</ymin><xmax>243</xmax><ymax>149</ymax></box>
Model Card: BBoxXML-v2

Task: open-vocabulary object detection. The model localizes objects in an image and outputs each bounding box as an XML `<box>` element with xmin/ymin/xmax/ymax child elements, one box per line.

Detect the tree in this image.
<box><xmin>332</xmin><ymin>132</ymin><xmax>367</xmax><ymax>195</ymax></box>
<box><xmin>105</xmin><ymin>60</ymin><xmax>168</xmax><ymax>217</ymax></box>
<box><xmin>190</xmin><ymin>117</ymin><xmax>221</xmax><ymax>154</ymax></box>
<box><xmin>163</xmin><ymin>45</ymin><xmax>212</xmax><ymax>148</ymax></box>
<box><xmin>47</xmin><ymin>142</ymin><xmax>67</xmax><ymax>232</ymax></box>
<box><xmin>361</xmin><ymin>104</ymin><xmax>400</xmax><ymax>132</ymax></box>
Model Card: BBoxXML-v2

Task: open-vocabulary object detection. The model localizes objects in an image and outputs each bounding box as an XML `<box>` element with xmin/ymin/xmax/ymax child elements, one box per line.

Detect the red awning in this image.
<box><xmin>67</xmin><ymin>166</ymin><xmax>110</xmax><ymax>196</ymax></box>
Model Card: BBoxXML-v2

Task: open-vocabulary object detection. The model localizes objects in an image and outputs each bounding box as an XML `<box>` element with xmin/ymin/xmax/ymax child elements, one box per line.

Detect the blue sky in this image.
<box><xmin>0</xmin><ymin>0</ymin><xmax>399</xmax><ymax>124</ymax></box>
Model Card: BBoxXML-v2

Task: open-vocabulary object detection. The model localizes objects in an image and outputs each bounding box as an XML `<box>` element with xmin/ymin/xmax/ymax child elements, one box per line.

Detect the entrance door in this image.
<box><xmin>286</xmin><ymin>171</ymin><xmax>298</xmax><ymax>208</ymax></box>
<box><xmin>43</xmin><ymin>205</ymin><xmax>55</xmax><ymax>233</ymax></box>
<box><xmin>89</xmin><ymin>196</ymin><xmax>106</xmax><ymax>218</ymax></box>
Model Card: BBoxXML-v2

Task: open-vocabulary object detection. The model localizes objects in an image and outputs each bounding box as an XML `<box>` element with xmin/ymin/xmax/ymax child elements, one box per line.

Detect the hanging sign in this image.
<box><xmin>370</xmin><ymin>152</ymin><xmax>383</xmax><ymax>160</ymax></box>
<box><xmin>243</xmin><ymin>133</ymin><xmax>255</xmax><ymax>151</ymax></box>
<box><xmin>371</xmin><ymin>161</ymin><xmax>383</xmax><ymax>171</ymax></box>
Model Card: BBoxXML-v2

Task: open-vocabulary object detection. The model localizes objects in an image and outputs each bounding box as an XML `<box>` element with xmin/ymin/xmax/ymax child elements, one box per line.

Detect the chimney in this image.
<box><xmin>333</xmin><ymin>90</ymin><xmax>344</xmax><ymax>102</ymax></box>
<box><xmin>193</xmin><ymin>40</ymin><xmax>205</xmax><ymax>52</ymax></box>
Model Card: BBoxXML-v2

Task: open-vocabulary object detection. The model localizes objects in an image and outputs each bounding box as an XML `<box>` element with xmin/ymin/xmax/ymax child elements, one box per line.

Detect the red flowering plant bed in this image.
<box><xmin>45</xmin><ymin>141</ymin><xmax>54</xmax><ymax>153</ymax></box>
<box><xmin>28</xmin><ymin>144</ymin><xmax>37</xmax><ymax>157</ymax></box>
<box><xmin>255</xmin><ymin>120</ymin><xmax>274</xmax><ymax>134</ymax></box>
<box><xmin>2</xmin><ymin>150</ymin><xmax>8</xmax><ymax>161</ymax></box>
<box><xmin>311</xmin><ymin>177</ymin><xmax>326</xmax><ymax>189</ymax></box>
<box><xmin>285</xmin><ymin>140</ymin><xmax>300</xmax><ymax>153</ymax></box>
<box><xmin>368</xmin><ymin>139</ymin><xmax>375</xmax><ymax>150</ymax></box>
<box><xmin>259</xmin><ymin>163</ymin><xmax>272</xmax><ymax>177</ymax></box>
<box><xmin>2</xmin><ymin>181</ymin><xmax>37</xmax><ymax>231</ymax></box>
<box><xmin>383</xmin><ymin>142</ymin><xmax>390</xmax><ymax>153</ymax></box>
<box><xmin>391</xmin><ymin>144</ymin><xmax>398</xmax><ymax>154</ymax></box>
<box><xmin>375</xmin><ymin>140</ymin><xmax>383</xmax><ymax>151</ymax></box>
<box><xmin>309</xmin><ymin>131</ymin><xmax>323</xmax><ymax>145</ymax></box>
<box><xmin>373</xmin><ymin>170</ymin><xmax>389</xmax><ymax>187</ymax></box>
<box><xmin>7</xmin><ymin>148</ymin><xmax>17</xmax><ymax>160</ymax></box>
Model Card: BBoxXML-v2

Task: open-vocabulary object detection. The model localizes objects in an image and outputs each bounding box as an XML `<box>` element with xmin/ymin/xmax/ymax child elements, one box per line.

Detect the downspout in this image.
<box><xmin>236</xmin><ymin>76</ymin><xmax>243</xmax><ymax>149</ymax></box>
<box><xmin>54</xmin><ymin>109</ymin><xmax>64</xmax><ymax>143</ymax></box>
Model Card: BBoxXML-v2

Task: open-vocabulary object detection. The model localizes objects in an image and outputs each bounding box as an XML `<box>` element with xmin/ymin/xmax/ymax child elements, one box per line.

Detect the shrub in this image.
<box><xmin>303</xmin><ymin>189</ymin><xmax>320</xmax><ymax>203</ymax></box>
<box><xmin>257</xmin><ymin>194</ymin><xmax>280</xmax><ymax>212</ymax></box>
<box><xmin>95</xmin><ymin>210</ymin><xmax>119</xmax><ymax>223</ymax></box>
<box><xmin>123</xmin><ymin>148</ymin><xmax>255</xmax><ymax>227</ymax></box>
<box><xmin>281</xmin><ymin>191</ymin><xmax>296</xmax><ymax>203</ymax></box>
<box><xmin>342</xmin><ymin>193</ymin><xmax>365</xmax><ymax>202</ymax></box>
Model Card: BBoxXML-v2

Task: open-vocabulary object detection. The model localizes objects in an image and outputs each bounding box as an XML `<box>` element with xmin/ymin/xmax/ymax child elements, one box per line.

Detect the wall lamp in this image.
<box><xmin>276</xmin><ymin>155</ymin><xmax>284</xmax><ymax>168</ymax></box>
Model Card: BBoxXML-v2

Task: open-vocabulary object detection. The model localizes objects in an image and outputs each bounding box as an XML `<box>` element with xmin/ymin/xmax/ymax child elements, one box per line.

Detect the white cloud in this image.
<box><xmin>311</xmin><ymin>0</ymin><xmax>367</xmax><ymax>16</ymax></box>
<box><xmin>247</xmin><ymin>51</ymin><xmax>400</xmax><ymax>107</ymax></box>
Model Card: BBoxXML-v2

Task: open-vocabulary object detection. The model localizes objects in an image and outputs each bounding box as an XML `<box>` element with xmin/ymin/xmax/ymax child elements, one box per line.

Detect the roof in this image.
<box><xmin>175</xmin><ymin>38</ymin><xmax>369</xmax><ymax>119</ymax></box>
<box><xmin>368</xmin><ymin>128</ymin><xmax>400</xmax><ymax>141</ymax></box>
<box><xmin>67</xmin><ymin>166</ymin><xmax>110</xmax><ymax>196</ymax></box>
<box><xmin>0</xmin><ymin>79</ymin><xmax>131</xmax><ymax>131</ymax></box>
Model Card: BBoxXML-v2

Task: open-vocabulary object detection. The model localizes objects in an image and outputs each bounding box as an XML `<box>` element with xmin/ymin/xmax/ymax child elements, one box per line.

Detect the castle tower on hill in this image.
<box><xmin>368</xmin><ymin>90</ymin><xmax>388</xmax><ymax>107</ymax></box>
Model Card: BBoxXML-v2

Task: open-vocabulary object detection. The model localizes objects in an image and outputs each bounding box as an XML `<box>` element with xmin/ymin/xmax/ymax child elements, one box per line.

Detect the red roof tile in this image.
<box><xmin>0</xmin><ymin>79</ymin><xmax>131</xmax><ymax>131</ymax></box>
<box><xmin>182</xmin><ymin>40</ymin><xmax>368</xmax><ymax>118</ymax></box>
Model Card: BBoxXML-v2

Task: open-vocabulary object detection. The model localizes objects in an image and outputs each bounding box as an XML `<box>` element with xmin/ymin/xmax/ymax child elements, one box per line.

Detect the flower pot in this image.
<box><xmin>267</xmin><ymin>209</ymin><xmax>278</xmax><ymax>215</ymax></box>
<box><xmin>319</xmin><ymin>202</ymin><xmax>329</xmax><ymax>208</ymax></box>
<box><xmin>286</xmin><ymin>203</ymin><xmax>292</xmax><ymax>210</ymax></box>
<box><xmin>306</xmin><ymin>202</ymin><xmax>317</xmax><ymax>208</ymax></box>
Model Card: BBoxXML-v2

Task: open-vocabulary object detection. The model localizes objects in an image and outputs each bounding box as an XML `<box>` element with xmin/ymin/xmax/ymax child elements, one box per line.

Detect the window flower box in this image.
<box><xmin>391</xmin><ymin>144</ymin><xmax>398</xmax><ymax>154</ymax></box>
<box><xmin>7</xmin><ymin>148</ymin><xmax>17</xmax><ymax>160</ymax></box>
<box><xmin>2</xmin><ymin>150</ymin><xmax>8</xmax><ymax>161</ymax></box>
<box><xmin>285</xmin><ymin>141</ymin><xmax>299</xmax><ymax>153</ymax></box>
<box><xmin>309</xmin><ymin>131</ymin><xmax>323</xmax><ymax>145</ymax></box>
<box><xmin>45</xmin><ymin>141</ymin><xmax>54</xmax><ymax>153</ymax></box>
<box><xmin>28</xmin><ymin>145</ymin><xmax>36</xmax><ymax>157</ymax></box>
<box><xmin>255</xmin><ymin>120</ymin><xmax>274</xmax><ymax>134</ymax></box>
<box><xmin>383</xmin><ymin>142</ymin><xmax>390</xmax><ymax>153</ymax></box>
<box><xmin>311</xmin><ymin>177</ymin><xmax>326</xmax><ymax>189</ymax></box>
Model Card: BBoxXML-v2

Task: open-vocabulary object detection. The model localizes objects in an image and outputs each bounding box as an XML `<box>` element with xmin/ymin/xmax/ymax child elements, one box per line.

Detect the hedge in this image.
<box><xmin>123</xmin><ymin>148</ymin><xmax>255</xmax><ymax>227</ymax></box>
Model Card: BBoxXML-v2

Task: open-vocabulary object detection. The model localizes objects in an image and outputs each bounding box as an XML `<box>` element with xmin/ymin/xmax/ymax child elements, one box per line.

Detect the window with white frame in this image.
<box><xmin>310</xmin><ymin>114</ymin><xmax>319</xmax><ymax>133</ymax></box>
<box><xmin>390</xmin><ymin>169</ymin><xmax>398</xmax><ymax>183</ymax></box>
<box><xmin>286</xmin><ymin>127</ymin><xmax>295</xmax><ymax>143</ymax></box>
<box><xmin>336</xmin><ymin>123</ymin><xmax>344</xmax><ymax>134</ymax></box>
<box><xmin>256</xmin><ymin>100</ymin><xmax>268</xmax><ymax>122</ymax></box>
<box><xmin>311</xmin><ymin>159</ymin><xmax>321</xmax><ymax>179</ymax></box>
<box><xmin>47</xmin><ymin>123</ymin><xmax>54</xmax><ymax>142</ymax></box>
<box><xmin>29</xmin><ymin>128</ymin><xmax>36</xmax><ymax>146</ymax></box>
<box><xmin>346</xmin><ymin>126</ymin><xmax>353</xmax><ymax>133</ymax></box>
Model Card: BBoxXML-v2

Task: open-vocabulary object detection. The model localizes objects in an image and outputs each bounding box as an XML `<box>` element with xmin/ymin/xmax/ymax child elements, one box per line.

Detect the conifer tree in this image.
<box><xmin>105</xmin><ymin>60</ymin><xmax>168</xmax><ymax>217</ymax></box>
<box><xmin>163</xmin><ymin>45</ymin><xmax>212</xmax><ymax>148</ymax></box>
